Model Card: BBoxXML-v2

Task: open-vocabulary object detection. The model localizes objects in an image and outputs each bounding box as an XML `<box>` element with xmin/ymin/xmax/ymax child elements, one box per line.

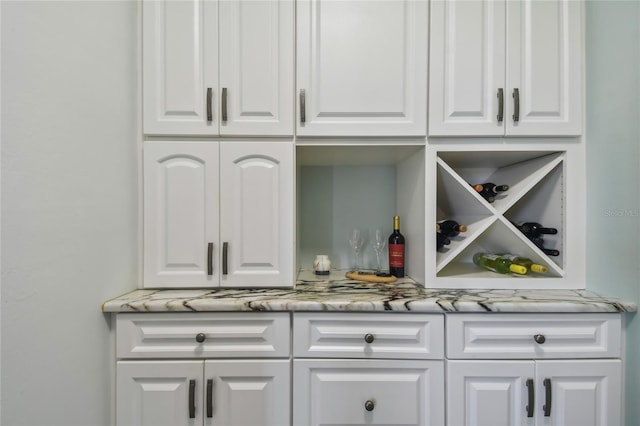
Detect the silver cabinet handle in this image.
<box><xmin>543</xmin><ymin>378</ymin><xmax>552</xmax><ymax>416</ymax></box>
<box><xmin>206</xmin><ymin>88</ymin><xmax>213</xmax><ymax>122</ymax></box>
<box><xmin>364</xmin><ymin>334</ymin><xmax>374</xmax><ymax>344</ymax></box>
<box><xmin>300</xmin><ymin>89</ymin><xmax>306</xmax><ymax>123</ymax></box>
<box><xmin>188</xmin><ymin>379</ymin><xmax>196</xmax><ymax>419</ymax></box>
<box><xmin>207</xmin><ymin>242</ymin><xmax>214</xmax><ymax>276</ymax></box>
<box><xmin>222</xmin><ymin>242</ymin><xmax>228</xmax><ymax>275</ymax></box>
<box><xmin>512</xmin><ymin>88</ymin><xmax>520</xmax><ymax>122</ymax></box>
<box><xmin>364</xmin><ymin>400</ymin><xmax>375</xmax><ymax>411</ymax></box>
<box><xmin>526</xmin><ymin>378</ymin><xmax>534</xmax><ymax>418</ymax></box>
<box><xmin>497</xmin><ymin>88</ymin><xmax>504</xmax><ymax>122</ymax></box>
<box><xmin>206</xmin><ymin>379</ymin><xmax>214</xmax><ymax>418</ymax></box>
<box><xmin>221</xmin><ymin>87</ymin><xmax>228</xmax><ymax>122</ymax></box>
<box><xmin>196</xmin><ymin>333</ymin><xmax>206</xmax><ymax>343</ymax></box>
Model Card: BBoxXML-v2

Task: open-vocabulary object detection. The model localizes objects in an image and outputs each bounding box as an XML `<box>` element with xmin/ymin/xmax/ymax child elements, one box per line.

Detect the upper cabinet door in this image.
<box><xmin>219</xmin><ymin>0</ymin><xmax>294</xmax><ymax>136</ymax></box>
<box><xmin>429</xmin><ymin>0</ymin><xmax>506</xmax><ymax>136</ymax></box>
<box><xmin>505</xmin><ymin>0</ymin><xmax>583</xmax><ymax>136</ymax></box>
<box><xmin>297</xmin><ymin>0</ymin><xmax>428</xmax><ymax>137</ymax></box>
<box><xmin>143</xmin><ymin>0</ymin><xmax>218</xmax><ymax>135</ymax></box>
<box><xmin>429</xmin><ymin>0</ymin><xmax>583</xmax><ymax>137</ymax></box>
<box><xmin>144</xmin><ymin>142</ymin><xmax>220</xmax><ymax>288</ymax></box>
<box><xmin>219</xmin><ymin>142</ymin><xmax>294</xmax><ymax>287</ymax></box>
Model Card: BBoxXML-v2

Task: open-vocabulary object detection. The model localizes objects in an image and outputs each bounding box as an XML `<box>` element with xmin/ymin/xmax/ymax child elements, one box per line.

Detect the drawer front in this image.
<box><xmin>117</xmin><ymin>312</ymin><xmax>290</xmax><ymax>359</ymax></box>
<box><xmin>294</xmin><ymin>359</ymin><xmax>444</xmax><ymax>426</ymax></box>
<box><xmin>446</xmin><ymin>313</ymin><xmax>621</xmax><ymax>359</ymax></box>
<box><xmin>293</xmin><ymin>313</ymin><xmax>444</xmax><ymax>359</ymax></box>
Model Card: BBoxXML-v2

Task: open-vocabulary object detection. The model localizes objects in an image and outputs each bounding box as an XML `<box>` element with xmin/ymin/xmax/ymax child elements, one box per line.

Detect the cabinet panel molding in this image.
<box><xmin>447</xmin><ymin>313</ymin><xmax>621</xmax><ymax>359</ymax></box>
<box><xmin>143</xmin><ymin>0</ymin><xmax>218</xmax><ymax>135</ymax></box>
<box><xmin>117</xmin><ymin>312</ymin><xmax>291</xmax><ymax>359</ymax></box>
<box><xmin>297</xmin><ymin>0</ymin><xmax>428</xmax><ymax>136</ymax></box>
<box><xmin>143</xmin><ymin>143</ymin><xmax>220</xmax><ymax>287</ymax></box>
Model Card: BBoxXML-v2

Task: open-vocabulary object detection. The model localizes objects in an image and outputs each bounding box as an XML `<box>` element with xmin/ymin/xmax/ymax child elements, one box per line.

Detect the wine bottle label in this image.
<box><xmin>481</xmin><ymin>254</ymin><xmax>500</xmax><ymax>261</ymax></box>
<box><xmin>389</xmin><ymin>244</ymin><xmax>405</xmax><ymax>267</ymax></box>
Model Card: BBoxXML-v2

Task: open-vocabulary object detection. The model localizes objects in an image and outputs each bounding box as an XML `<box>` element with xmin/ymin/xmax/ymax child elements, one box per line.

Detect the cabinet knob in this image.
<box><xmin>364</xmin><ymin>333</ymin><xmax>375</xmax><ymax>344</ymax></box>
<box><xmin>534</xmin><ymin>334</ymin><xmax>546</xmax><ymax>344</ymax></box>
<box><xmin>196</xmin><ymin>333</ymin><xmax>206</xmax><ymax>343</ymax></box>
<box><xmin>364</xmin><ymin>400</ymin><xmax>375</xmax><ymax>412</ymax></box>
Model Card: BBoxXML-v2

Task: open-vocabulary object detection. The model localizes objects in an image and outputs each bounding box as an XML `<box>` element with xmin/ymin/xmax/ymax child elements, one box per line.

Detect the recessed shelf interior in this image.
<box><xmin>437</xmin><ymin>219</ymin><xmax>563</xmax><ymax>278</ymax></box>
<box><xmin>436</xmin><ymin>150</ymin><xmax>565</xmax><ymax>280</ymax></box>
<box><xmin>296</xmin><ymin>145</ymin><xmax>425</xmax><ymax>283</ymax></box>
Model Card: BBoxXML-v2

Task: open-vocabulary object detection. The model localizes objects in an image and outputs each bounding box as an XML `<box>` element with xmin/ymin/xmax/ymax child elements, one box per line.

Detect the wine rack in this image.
<box><xmin>429</xmin><ymin>144</ymin><xmax>585</xmax><ymax>289</ymax></box>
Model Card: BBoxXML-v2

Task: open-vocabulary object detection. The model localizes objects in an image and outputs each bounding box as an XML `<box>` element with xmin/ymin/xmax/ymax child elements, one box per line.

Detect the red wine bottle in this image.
<box><xmin>531</xmin><ymin>237</ymin><xmax>560</xmax><ymax>256</ymax></box>
<box><xmin>514</xmin><ymin>221</ymin><xmax>558</xmax><ymax>238</ymax></box>
<box><xmin>388</xmin><ymin>215</ymin><xmax>405</xmax><ymax>277</ymax></box>
<box><xmin>437</xmin><ymin>220</ymin><xmax>468</xmax><ymax>238</ymax></box>
<box><xmin>436</xmin><ymin>232</ymin><xmax>451</xmax><ymax>250</ymax></box>
<box><xmin>475</xmin><ymin>182</ymin><xmax>509</xmax><ymax>203</ymax></box>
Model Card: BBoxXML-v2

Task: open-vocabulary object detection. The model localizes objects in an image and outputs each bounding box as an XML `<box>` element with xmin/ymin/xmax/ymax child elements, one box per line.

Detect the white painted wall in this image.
<box><xmin>1</xmin><ymin>1</ymin><xmax>138</xmax><ymax>425</ymax></box>
<box><xmin>585</xmin><ymin>1</ymin><xmax>640</xmax><ymax>424</ymax></box>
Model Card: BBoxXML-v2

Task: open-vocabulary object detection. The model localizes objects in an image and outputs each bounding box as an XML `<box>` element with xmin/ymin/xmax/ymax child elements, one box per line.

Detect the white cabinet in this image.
<box><xmin>116</xmin><ymin>313</ymin><xmax>291</xmax><ymax>426</ymax></box>
<box><xmin>446</xmin><ymin>314</ymin><xmax>623</xmax><ymax>426</ymax></box>
<box><xmin>447</xmin><ymin>360</ymin><xmax>621</xmax><ymax>426</ymax></box>
<box><xmin>143</xmin><ymin>141</ymin><xmax>294</xmax><ymax>288</ymax></box>
<box><xmin>293</xmin><ymin>313</ymin><xmax>445</xmax><ymax>426</ymax></box>
<box><xmin>117</xmin><ymin>360</ymin><xmax>290</xmax><ymax>426</ymax></box>
<box><xmin>429</xmin><ymin>0</ymin><xmax>583</xmax><ymax>136</ymax></box>
<box><xmin>143</xmin><ymin>0</ymin><xmax>294</xmax><ymax>136</ymax></box>
<box><xmin>294</xmin><ymin>359</ymin><xmax>444</xmax><ymax>426</ymax></box>
<box><xmin>296</xmin><ymin>0</ymin><xmax>428</xmax><ymax>136</ymax></box>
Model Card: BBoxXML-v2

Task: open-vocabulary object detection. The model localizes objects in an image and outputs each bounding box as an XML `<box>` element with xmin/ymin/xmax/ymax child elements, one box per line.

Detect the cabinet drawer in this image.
<box><xmin>446</xmin><ymin>313</ymin><xmax>621</xmax><ymax>359</ymax></box>
<box><xmin>293</xmin><ymin>313</ymin><xmax>444</xmax><ymax>359</ymax></box>
<box><xmin>294</xmin><ymin>359</ymin><xmax>444</xmax><ymax>426</ymax></box>
<box><xmin>117</xmin><ymin>312</ymin><xmax>290</xmax><ymax>359</ymax></box>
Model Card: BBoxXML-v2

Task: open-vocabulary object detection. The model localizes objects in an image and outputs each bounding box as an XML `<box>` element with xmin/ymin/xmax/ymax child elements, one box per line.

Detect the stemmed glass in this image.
<box><xmin>348</xmin><ymin>229</ymin><xmax>365</xmax><ymax>271</ymax></box>
<box><xmin>372</xmin><ymin>229</ymin><xmax>387</xmax><ymax>273</ymax></box>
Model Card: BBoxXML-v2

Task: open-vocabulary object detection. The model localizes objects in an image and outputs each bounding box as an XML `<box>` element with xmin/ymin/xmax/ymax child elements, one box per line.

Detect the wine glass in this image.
<box><xmin>371</xmin><ymin>229</ymin><xmax>387</xmax><ymax>272</ymax></box>
<box><xmin>348</xmin><ymin>229</ymin><xmax>365</xmax><ymax>271</ymax></box>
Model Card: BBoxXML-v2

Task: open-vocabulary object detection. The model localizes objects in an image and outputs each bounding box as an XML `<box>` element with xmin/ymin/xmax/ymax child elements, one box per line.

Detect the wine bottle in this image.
<box><xmin>475</xmin><ymin>182</ymin><xmax>509</xmax><ymax>203</ymax></box>
<box><xmin>530</xmin><ymin>238</ymin><xmax>560</xmax><ymax>256</ymax></box>
<box><xmin>514</xmin><ymin>221</ymin><xmax>558</xmax><ymax>238</ymax></box>
<box><xmin>437</xmin><ymin>220</ymin><xmax>468</xmax><ymax>238</ymax></box>
<box><xmin>473</xmin><ymin>252</ymin><xmax>527</xmax><ymax>275</ymax></box>
<box><xmin>388</xmin><ymin>215</ymin><xmax>405</xmax><ymax>277</ymax></box>
<box><xmin>436</xmin><ymin>232</ymin><xmax>450</xmax><ymax>250</ymax></box>
<box><xmin>500</xmin><ymin>254</ymin><xmax>548</xmax><ymax>274</ymax></box>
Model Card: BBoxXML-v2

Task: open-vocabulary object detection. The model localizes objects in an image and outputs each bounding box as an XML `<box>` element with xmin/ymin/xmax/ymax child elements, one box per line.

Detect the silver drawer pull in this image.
<box><xmin>364</xmin><ymin>400</ymin><xmax>375</xmax><ymax>411</ymax></box>
<box><xmin>196</xmin><ymin>333</ymin><xmax>206</xmax><ymax>343</ymax></box>
<box><xmin>364</xmin><ymin>333</ymin><xmax>375</xmax><ymax>344</ymax></box>
<box><xmin>534</xmin><ymin>334</ymin><xmax>546</xmax><ymax>344</ymax></box>
<box><xmin>300</xmin><ymin>89</ymin><xmax>306</xmax><ymax>123</ymax></box>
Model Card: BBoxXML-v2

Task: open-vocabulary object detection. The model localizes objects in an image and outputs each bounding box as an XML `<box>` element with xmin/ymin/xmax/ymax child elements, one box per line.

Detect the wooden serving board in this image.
<box><xmin>345</xmin><ymin>271</ymin><xmax>397</xmax><ymax>283</ymax></box>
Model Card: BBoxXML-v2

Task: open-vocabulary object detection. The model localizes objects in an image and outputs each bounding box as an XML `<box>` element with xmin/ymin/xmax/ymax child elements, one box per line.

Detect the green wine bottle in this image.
<box><xmin>500</xmin><ymin>254</ymin><xmax>548</xmax><ymax>274</ymax></box>
<box><xmin>473</xmin><ymin>253</ymin><xmax>527</xmax><ymax>275</ymax></box>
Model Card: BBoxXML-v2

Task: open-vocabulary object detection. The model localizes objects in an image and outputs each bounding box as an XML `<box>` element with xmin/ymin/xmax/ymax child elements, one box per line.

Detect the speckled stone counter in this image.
<box><xmin>102</xmin><ymin>272</ymin><xmax>637</xmax><ymax>313</ymax></box>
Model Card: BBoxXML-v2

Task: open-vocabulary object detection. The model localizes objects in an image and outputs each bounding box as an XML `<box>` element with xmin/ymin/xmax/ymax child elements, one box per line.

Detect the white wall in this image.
<box><xmin>585</xmin><ymin>1</ymin><xmax>640</xmax><ymax>424</ymax></box>
<box><xmin>1</xmin><ymin>1</ymin><xmax>138</xmax><ymax>425</ymax></box>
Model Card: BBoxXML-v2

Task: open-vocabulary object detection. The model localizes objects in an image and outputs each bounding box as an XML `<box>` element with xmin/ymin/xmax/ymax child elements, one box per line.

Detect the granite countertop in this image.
<box><xmin>102</xmin><ymin>271</ymin><xmax>637</xmax><ymax>314</ymax></box>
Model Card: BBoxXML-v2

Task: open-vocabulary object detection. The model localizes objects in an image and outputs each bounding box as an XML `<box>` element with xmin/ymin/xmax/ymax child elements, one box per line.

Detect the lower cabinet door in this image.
<box><xmin>117</xmin><ymin>359</ymin><xmax>291</xmax><ymax>426</ymax></box>
<box><xmin>535</xmin><ymin>360</ymin><xmax>621</xmax><ymax>426</ymax></box>
<box><xmin>294</xmin><ymin>359</ymin><xmax>444</xmax><ymax>426</ymax></box>
<box><xmin>447</xmin><ymin>360</ymin><xmax>622</xmax><ymax>426</ymax></box>
<box><xmin>447</xmin><ymin>360</ymin><xmax>535</xmax><ymax>426</ymax></box>
<box><xmin>205</xmin><ymin>360</ymin><xmax>290</xmax><ymax>426</ymax></box>
<box><xmin>117</xmin><ymin>360</ymin><xmax>204</xmax><ymax>426</ymax></box>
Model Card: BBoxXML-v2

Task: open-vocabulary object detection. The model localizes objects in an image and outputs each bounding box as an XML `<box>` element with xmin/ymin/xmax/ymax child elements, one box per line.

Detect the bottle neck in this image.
<box><xmin>393</xmin><ymin>216</ymin><xmax>400</xmax><ymax>231</ymax></box>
